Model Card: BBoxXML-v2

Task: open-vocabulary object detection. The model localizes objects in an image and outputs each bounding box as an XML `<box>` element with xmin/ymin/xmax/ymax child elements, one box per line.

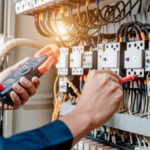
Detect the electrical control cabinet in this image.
<box><xmin>98</xmin><ymin>43</ymin><xmax>126</xmax><ymax>75</ymax></box>
<box><xmin>13</xmin><ymin>0</ymin><xmax>150</xmax><ymax>149</ymax></box>
<box><xmin>56</xmin><ymin>47</ymin><xmax>70</xmax><ymax>75</ymax></box>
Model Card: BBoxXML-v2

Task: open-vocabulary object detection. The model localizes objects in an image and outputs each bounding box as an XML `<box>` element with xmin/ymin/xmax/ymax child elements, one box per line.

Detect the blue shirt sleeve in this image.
<box><xmin>0</xmin><ymin>120</ymin><xmax>73</xmax><ymax>150</ymax></box>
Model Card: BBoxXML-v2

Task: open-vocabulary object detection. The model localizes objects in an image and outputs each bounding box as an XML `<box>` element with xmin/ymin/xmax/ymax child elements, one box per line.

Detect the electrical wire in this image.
<box><xmin>63</xmin><ymin>77</ymin><xmax>81</xmax><ymax>97</ymax></box>
<box><xmin>0</xmin><ymin>38</ymin><xmax>44</xmax><ymax>60</ymax></box>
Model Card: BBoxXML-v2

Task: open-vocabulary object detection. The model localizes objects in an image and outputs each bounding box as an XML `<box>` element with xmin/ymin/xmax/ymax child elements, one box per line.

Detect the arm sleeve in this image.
<box><xmin>0</xmin><ymin>120</ymin><xmax>73</xmax><ymax>150</ymax></box>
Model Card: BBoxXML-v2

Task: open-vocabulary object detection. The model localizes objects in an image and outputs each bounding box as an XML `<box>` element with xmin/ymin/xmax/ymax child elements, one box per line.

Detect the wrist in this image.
<box><xmin>60</xmin><ymin>106</ymin><xmax>92</xmax><ymax>145</ymax></box>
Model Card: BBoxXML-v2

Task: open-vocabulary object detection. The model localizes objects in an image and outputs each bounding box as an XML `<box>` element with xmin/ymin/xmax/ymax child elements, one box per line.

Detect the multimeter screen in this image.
<box><xmin>5</xmin><ymin>78</ymin><xmax>16</xmax><ymax>84</ymax></box>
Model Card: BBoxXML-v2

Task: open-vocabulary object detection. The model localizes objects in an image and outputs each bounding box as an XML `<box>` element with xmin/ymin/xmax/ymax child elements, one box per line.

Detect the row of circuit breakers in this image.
<box><xmin>56</xmin><ymin>40</ymin><xmax>150</xmax><ymax>77</ymax></box>
<box><xmin>14</xmin><ymin>0</ymin><xmax>86</xmax><ymax>14</ymax></box>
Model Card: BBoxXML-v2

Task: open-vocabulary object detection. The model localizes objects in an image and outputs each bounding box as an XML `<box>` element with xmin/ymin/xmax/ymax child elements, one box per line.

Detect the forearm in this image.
<box><xmin>60</xmin><ymin>105</ymin><xmax>103</xmax><ymax>146</ymax></box>
<box><xmin>8</xmin><ymin>120</ymin><xmax>73</xmax><ymax>150</ymax></box>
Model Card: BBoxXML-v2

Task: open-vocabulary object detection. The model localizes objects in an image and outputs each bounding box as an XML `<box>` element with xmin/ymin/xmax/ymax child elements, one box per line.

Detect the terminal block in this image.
<box><xmin>56</xmin><ymin>47</ymin><xmax>70</xmax><ymax>75</ymax></box>
<box><xmin>98</xmin><ymin>43</ymin><xmax>126</xmax><ymax>75</ymax></box>
<box><xmin>125</xmin><ymin>41</ymin><xmax>148</xmax><ymax>77</ymax></box>
<box><xmin>59</xmin><ymin>77</ymin><xmax>67</xmax><ymax>93</ymax></box>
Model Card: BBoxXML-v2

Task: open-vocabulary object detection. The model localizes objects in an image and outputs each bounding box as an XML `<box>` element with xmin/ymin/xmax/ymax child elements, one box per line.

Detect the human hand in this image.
<box><xmin>60</xmin><ymin>70</ymin><xmax>123</xmax><ymax>145</ymax></box>
<box><xmin>0</xmin><ymin>58</ymin><xmax>40</xmax><ymax>110</ymax></box>
<box><xmin>76</xmin><ymin>70</ymin><xmax>123</xmax><ymax>128</ymax></box>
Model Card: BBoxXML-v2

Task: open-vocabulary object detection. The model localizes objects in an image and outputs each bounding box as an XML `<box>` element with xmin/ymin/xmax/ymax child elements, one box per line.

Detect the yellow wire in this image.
<box><xmin>63</xmin><ymin>77</ymin><xmax>81</xmax><ymax>97</ymax></box>
<box><xmin>52</xmin><ymin>75</ymin><xmax>60</xmax><ymax>121</ymax></box>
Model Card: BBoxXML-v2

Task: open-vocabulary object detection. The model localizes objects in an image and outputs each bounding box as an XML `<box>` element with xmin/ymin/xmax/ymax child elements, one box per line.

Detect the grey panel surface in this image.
<box><xmin>60</xmin><ymin>102</ymin><xmax>150</xmax><ymax>137</ymax></box>
<box><xmin>60</xmin><ymin>102</ymin><xmax>76</xmax><ymax>116</ymax></box>
<box><xmin>105</xmin><ymin>113</ymin><xmax>150</xmax><ymax>137</ymax></box>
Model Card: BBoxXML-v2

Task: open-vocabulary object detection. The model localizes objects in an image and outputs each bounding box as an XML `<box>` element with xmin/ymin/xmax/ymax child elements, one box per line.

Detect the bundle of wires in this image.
<box><xmin>116</xmin><ymin>21</ymin><xmax>150</xmax><ymax>43</ymax></box>
<box><xmin>34</xmin><ymin>0</ymin><xmax>141</xmax><ymax>46</ymax></box>
<box><xmin>52</xmin><ymin>75</ymin><xmax>81</xmax><ymax>121</ymax></box>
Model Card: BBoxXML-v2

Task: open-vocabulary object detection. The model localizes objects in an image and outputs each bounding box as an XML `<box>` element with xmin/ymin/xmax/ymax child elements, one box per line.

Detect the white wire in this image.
<box><xmin>0</xmin><ymin>38</ymin><xmax>44</xmax><ymax>59</ymax></box>
<box><xmin>128</xmin><ymin>91</ymin><xmax>132</xmax><ymax>115</ymax></box>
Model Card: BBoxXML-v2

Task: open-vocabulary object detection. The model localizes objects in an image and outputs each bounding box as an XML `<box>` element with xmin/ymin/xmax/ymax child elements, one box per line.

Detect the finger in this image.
<box><xmin>10</xmin><ymin>91</ymin><xmax>21</xmax><ymax>109</ymax></box>
<box><xmin>8</xmin><ymin>105</ymin><xmax>14</xmax><ymax>110</ymax></box>
<box><xmin>20</xmin><ymin>77</ymin><xmax>36</xmax><ymax>96</ymax></box>
<box><xmin>31</xmin><ymin>77</ymin><xmax>40</xmax><ymax>89</ymax></box>
<box><xmin>4</xmin><ymin>104</ymin><xmax>9</xmax><ymax>110</ymax></box>
<box><xmin>110</xmin><ymin>80</ymin><xmax>123</xmax><ymax>91</ymax></box>
<box><xmin>111</xmin><ymin>75</ymin><xmax>120</xmax><ymax>83</ymax></box>
<box><xmin>13</xmin><ymin>83</ymin><xmax>29</xmax><ymax>104</ymax></box>
<box><xmin>100</xmin><ymin>70</ymin><xmax>121</xmax><ymax>80</ymax></box>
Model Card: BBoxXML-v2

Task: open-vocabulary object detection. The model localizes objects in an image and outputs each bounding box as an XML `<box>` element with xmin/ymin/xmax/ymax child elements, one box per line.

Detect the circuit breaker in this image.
<box><xmin>83</xmin><ymin>50</ymin><xmax>97</xmax><ymax>71</ymax></box>
<box><xmin>125</xmin><ymin>41</ymin><xmax>148</xmax><ymax>77</ymax></box>
<box><xmin>83</xmin><ymin>51</ymin><xmax>93</xmax><ymax>69</ymax></box>
<box><xmin>98</xmin><ymin>43</ymin><xmax>126</xmax><ymax>75</ymax></box>
<box><xmin>70</xmin><ymin>46</ymin><xmax>88</xmax><ymax>75</ymax></box>
<box><xmin>56</xmin><ymin>47</ymin><xmax>70</xmax><ymax>75</ymax></box>
<box><xmin>97</xmin><ymin>44</ymin><xmax>105</xmax><ymax>70</ymax></box>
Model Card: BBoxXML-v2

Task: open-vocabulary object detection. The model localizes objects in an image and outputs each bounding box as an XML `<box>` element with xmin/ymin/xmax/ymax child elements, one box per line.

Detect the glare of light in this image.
<box><xmin>57</xmin><ymin>22</ymin><xmax>67</xmax><ymax>35</ymax></box>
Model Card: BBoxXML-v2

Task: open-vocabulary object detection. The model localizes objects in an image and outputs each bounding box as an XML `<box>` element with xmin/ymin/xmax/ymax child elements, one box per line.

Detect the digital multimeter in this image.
<box><xmin>0</xmin><ymin>44</ymin><xmax>60</xmax><ymax>106</ymax></box>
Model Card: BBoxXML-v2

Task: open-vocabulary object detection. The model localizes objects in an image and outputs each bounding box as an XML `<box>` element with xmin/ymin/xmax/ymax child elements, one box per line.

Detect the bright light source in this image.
<box><xmin>57</xmin><ymin>22</ymin><xmax>67</xmax><ymax>35</ymax></box>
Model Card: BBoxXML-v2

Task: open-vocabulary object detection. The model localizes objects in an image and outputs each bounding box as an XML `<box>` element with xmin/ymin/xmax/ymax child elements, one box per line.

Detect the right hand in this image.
<box><xmin>60</xmin><ymin>70</ymin><xmax>123</xmax><ymax>145</ymax></box>
<box><xmin>76</xmin><ymin>70</ymin><xmax>123</xmax><ymax>130</ymax></box>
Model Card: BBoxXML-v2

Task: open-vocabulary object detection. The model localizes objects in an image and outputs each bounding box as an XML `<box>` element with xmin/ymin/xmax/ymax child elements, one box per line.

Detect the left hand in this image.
<box><xmin>0</xmin><ymin>58</ymin><xmax>40</xmax><ymax>110</ymax></box>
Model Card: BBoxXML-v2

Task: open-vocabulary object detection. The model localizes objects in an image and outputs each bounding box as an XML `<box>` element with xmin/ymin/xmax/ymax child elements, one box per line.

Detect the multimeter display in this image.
<box><xmin>4</xmin><ymin>78</ymin><xmax>16</xmax><ymax>84</ymax></box>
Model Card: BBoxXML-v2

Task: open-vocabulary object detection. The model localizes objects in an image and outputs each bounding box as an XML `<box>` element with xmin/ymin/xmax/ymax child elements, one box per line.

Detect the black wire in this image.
<box><xmin>148</xmin><ymin>4</ymin><xmax>150</xmax><ymax>12</ymax></box>
<box><xmin>138</xmin><ymin>0</ymin><xmax>142</xmax><ymax>14</ymax></box>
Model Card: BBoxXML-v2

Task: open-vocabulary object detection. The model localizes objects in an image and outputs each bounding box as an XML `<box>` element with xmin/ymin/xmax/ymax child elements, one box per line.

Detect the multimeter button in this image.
<box><xmin>20</xmin><ymin>67</ymin><xmax>33</xmax><ymax>75</ymax></box>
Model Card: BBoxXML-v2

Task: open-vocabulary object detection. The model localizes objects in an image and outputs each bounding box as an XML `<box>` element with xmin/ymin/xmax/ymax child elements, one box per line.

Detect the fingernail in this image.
<box><xmin>22</xmin><ymin>77</ymin><xmax>29</xmax><ymax>85</ymax></box>
<box><xmin>11</xmin><ymin>92</ymin><xmax>16</xmax><ymax>98</ymax></box>
<box><xmin>33</xmin><ymin>77</ymin><xmax>38</xmax><ymax>82</ymax></box>
<box><xmin>14</xmin><ymin>84</ymin><xmax>21</xmax><ymax>91</ymax></box>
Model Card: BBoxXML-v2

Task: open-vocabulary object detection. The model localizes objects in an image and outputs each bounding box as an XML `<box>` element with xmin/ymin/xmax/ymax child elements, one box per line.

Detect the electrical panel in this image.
<box><xmin>14</xmin><ymin>0</ymin><xmax>150</xmax><ymax>149</ymax></box>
